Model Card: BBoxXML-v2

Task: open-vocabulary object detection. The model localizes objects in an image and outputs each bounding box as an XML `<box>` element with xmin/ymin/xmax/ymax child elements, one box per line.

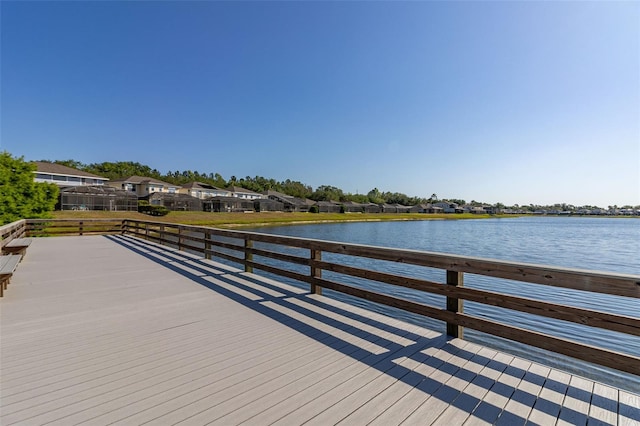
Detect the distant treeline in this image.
<box><xmin>47</xmin><ymin>160</ymin><xmax>638</xmax><ymax>211</ymax></box>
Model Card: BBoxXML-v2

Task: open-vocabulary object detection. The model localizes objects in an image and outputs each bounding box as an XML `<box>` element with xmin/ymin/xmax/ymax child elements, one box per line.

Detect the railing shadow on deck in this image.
<box><xmin>105</xmin><ymin>234</ymin><xmax>639</xmax><ymax>424</ymax></box>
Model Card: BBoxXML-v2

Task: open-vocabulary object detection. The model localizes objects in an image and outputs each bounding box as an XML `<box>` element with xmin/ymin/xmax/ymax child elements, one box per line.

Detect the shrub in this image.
<box><xmin>138</xmin><ymin>204</ymin><xmax>170</xmax><ymax>216</ymax></box>
<box><xmin>0</xmin><ymin>152</ymin><xmax>58</xmax><ymax>224</ymax></box>
<box><xmin>309</xmin><ymin>205</ymin><xmax>319</xmax><ymax>213</ymax></box>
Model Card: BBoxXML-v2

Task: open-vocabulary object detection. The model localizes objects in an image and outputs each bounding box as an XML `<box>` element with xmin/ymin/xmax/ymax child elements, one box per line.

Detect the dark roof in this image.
<box><xmin>181</xmin><ymin>181</ymin><xmax>224</xmax><ymax>190</ymax></box>
<box><xmin>142</xmin><ymin>192</ymin><xmax>200</xmax><ymax>201</ymax></box>
<box><xmin>314</xmin><ymin>200</ymin><xmax>342</xmax><ymax>206</ymax></box>
<box><xmin>203</xmin><ymin>196</ymin><xmax>254</xmax><ymax>203</ymax></box>
<box><xmin>33</xmin><ymin>162</ymin><xmax>108</xmax><ymax>180</ymax></box>
<box><xmin>227</xmin><ymin>186</ymin><xmax>261</xmax><ymax>195</ymax></box>
<box><xmin>109</xmin><ymin>175</ymin><xmax>174</xmax><ymax>186</ymax></box>
<box><xmin>265</xmin><ymin>191</ymin><xmax>312</xmax><ymax>206</ymax></box>
<box><xmin>58</xmin><ymin>185</ymin><xmax>136</xmax><ymax>196</ymax></box>
<box><xmin>264</xmin><ymin>190</ymin><xmax>293</xmax><ymax>199</ymax></box>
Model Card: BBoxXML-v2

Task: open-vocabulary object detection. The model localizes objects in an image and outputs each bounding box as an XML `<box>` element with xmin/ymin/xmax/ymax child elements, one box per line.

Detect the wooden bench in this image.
<box><xmin>3</xmin><ymin>237</ymin><xmax>32</xmax><ymax>257</ymax></box>
<box><xmin>0</xmin><ymin>254</ymin><xmax>21</xmax><ymax>297</ymax></box>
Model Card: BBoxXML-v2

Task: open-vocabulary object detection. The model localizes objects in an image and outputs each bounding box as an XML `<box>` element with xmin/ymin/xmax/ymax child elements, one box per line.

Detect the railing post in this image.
<box><xmin>145</xmin><ymin>223</ymin><xmax>149</xmax><ymax>240</ymax></box>
<box><xmin>79</xmin><ymin>221</ymin><xmax>84</xmax><ymax>236</ymax></box>
<box><xmin>205</xmin><ymin>231</ymin><xmax>211</xmax><ymax>260</ymax></box>
<box><xmin>121</xmin><ymin>220</ymin><xmax>126</xmax><ymax>235</ymax></box>
<box><xmin>310</xmin><ymin>249</ymin><xmax>322</xmax><ymax>295</ymax></box>
<box><xmin>159</xmin><ymin>225</ymin><xmax>165</xmax><ymax>246</ymax></box>
<box><xmin>244</xmin><ymin>238</ymin><xmax>253</xmax><ymax>273</ymax></box>
<box><xmin>178</xmin><ymin>226</ymin><xmax>183</xmax><ymax>250</ymax></box>
<box><xmin>446</xmin><ymin>270</ymin><xmax>464</xmax><ymax>338</ymax></box>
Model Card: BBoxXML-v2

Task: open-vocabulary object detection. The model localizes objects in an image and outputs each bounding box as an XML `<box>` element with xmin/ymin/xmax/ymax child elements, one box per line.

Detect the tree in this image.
<box><xmin>53</xmin><ymin>159</ymin><xmax>86</xmax><ymax>170</ymax></box>
<box><xmin>367</xmin><ymin>188</ymin><xmax>385</xmax><ymax>204</ymax></box>
<box><xmin>310</xmin><ymin>185</ymin><xmax>344</xmax><ymax>202</ymax></box>
<box><xmin>0</xmin><ymin>152</ymin><xmax>59</xmax><ymax>225</ymax></box>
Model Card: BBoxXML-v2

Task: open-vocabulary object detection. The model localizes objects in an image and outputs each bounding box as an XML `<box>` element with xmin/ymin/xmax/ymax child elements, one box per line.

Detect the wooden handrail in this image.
<box><xmin>19</xmin><ymin>218</ymin><xmax>640</xmax><ymax>376</ymax></box>
<box><xmin>119</xmin><ymin>219</ymin><xmax>639</xmax><ymax>297</ymax></box>
<box><xmin>0</xmin><ymin>220</ymin><xmax>27</xmax><ymax>248</ymax></box>
<box><xmin>25</xmin><ymin>218</ymin><xmax>126</xmax><ymax>237</ymax></box>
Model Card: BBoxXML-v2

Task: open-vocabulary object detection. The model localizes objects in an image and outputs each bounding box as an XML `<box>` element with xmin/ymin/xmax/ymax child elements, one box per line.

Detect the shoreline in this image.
<box><xmin>50</xmin><ymin>211</ymin><xmax>494</xmax><ymax>228</ymax></box>
<box><xmin>48</xmin><ymin>210</ymin><xmax>635</xmax><ymax>229</ymax></box>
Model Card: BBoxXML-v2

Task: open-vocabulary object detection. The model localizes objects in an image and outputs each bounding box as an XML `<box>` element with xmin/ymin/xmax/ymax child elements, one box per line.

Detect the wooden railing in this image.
<box><xmin>26</xmin><ymin>218</ymin><xmax>125</xmax><ymax>237</ymax></box>
<box><xmin>0</xmin><ymin>219</ymin><xmax>27</xmax><ymax>250</ymax></box>
<box><xmin>17</xmin><ymin>218</ymin><xmax>640</xmax><ymax>376</ymax></box>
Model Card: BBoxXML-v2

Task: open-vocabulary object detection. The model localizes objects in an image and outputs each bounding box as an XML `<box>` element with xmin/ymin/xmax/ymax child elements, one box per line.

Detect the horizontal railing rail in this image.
<box><xmin>19</xmin><ymin>218</ymin><xmax>640</xmax><ymax>376</ymax></box>
<box><xmin>26</xmin><ymin>218</ymin><xmax>125</xmax><ymax>236</ymax></box>
<box><xmin>0</xmin><ymin>219</ymin><xmax>27</xmax><ymax>249</ymax></box>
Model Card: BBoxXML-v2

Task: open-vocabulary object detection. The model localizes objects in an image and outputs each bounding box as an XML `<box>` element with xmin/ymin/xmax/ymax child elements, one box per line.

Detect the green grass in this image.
<box><xmin>52</xmin><ymin>210</ymin><xmax>494</xmax><ymax>228</ymax></box>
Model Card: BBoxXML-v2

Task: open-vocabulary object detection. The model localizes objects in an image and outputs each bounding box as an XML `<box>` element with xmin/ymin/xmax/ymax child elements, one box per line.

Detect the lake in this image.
<box><xmin>243</xmin><ymin>216</ymin><xmax>640</xmax><ymax>391</ymax></box>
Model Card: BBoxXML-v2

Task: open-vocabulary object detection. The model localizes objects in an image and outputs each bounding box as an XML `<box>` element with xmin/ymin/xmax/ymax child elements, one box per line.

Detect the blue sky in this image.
<box><xmin>2</xmin><ymin>1</ymin><xmax>638</xmax><ymax>207</ymax></box>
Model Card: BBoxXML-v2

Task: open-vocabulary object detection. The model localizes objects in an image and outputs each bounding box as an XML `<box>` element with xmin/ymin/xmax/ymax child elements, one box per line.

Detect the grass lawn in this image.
<box><xmin>51</xmin><ymin>210</ymin><xmax>492</xmax><ymax>228</ymax></box>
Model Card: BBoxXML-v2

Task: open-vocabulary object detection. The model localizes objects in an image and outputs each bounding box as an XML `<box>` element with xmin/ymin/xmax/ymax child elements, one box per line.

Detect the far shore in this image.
<box><xmin>51</xmin><ymin>210</ymin><xmax>496</xmax><ymax>228</ymax></box>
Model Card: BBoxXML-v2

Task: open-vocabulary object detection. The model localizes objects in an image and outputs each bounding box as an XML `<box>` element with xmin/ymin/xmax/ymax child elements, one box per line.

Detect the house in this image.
<box><xmin>181</xmin><ymin>182</ymin><xmax>230</xmax><ymax>199</ymax></box>
<box><xmin>483</xmin><ymin>205</ymin><xmax>500</xmax><ymax>215</ymax></box>
<box><xmin>263</xmin><ymin>190</ymin><xmax>312</xmax><ymax>212</ymax></box>
<box><xmin>380</xmin><ymin>204</ymin><xmax>412</xmax><ymax>214</ymax></box>
<box><xmin>466</xmin><ymin>206</ymin><xmax>487</xmax><ymax>214</ymax></box>
<box><xmin>107</xmin><ymin>176</ymin><xmax>178</xmax><ymax>198</ymax></box>
<box><xmin>338</xmin><ymin>202</ymin><xmax>381</xmax><ymax>213</ymax></box>
<box><xmin>142</xmin><ymin>192</ymin><xmax>202</xmax><ymax>211</ymax></box>
<box><xmin>363</xmin><ymin>203</ymin><xmax>382</xmax><ymax>213</ymax></box>
<box><xmin>203</xmin><ymin>196</ymin><xmax>255</xmax><ymax>213</ymax></box>
<box><xmin>410</xmin><ymin>204</ymin><xmax>443</xmax><ymax>214</ymax></box>
<box><xmin>33</xmin><ymin>162</ymin><xmax>138</xmax><ymax>211</ymax></box>
<box><xmin>254</xmin><ymin>198</ymin><xmax>284</xmax><ymax>212</ymax></box>
<box><xmin>227</xmin><ymin>186</ymin><xmax>264</xmax><ymax>200</ymax></box>
<box><xmin>433</xmin><ymin>202</ymin><xmax>463</xmax><ymax>214</ymax></box>
<box><xmin>57</xmin><ymin>185</ymin><xmax>138</xmax><ymax>211</ymax></box>
<box><xmin>314</xmin><ymin>201</ymin><xmax>342</xmax><ymax>213</ymax></box>
<box><xmin>342</xmin><ymin>201</ymin><xmax>366</xmax><ymax>213</ymax></box>
<box><xmin>33</xmin><ymin>162</ymin><xmax>108</xmax><ymax>186</ymax></box>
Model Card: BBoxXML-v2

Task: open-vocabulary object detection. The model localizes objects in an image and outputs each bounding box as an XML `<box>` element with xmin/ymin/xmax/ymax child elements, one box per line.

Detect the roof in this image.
<box><xmin>203</xmin><ymin>196</ymin><xmax>255</xmax><ymax>203</ymax></box>
<box><xmin>33</xmin><ymin>162</ymin><xmax>108</xmax><ymax>180</ymax></box>
<box><xmin>109</xmin><ymin>175</ymin><xmax>174</xmax><ymax>186</ymax></box>
<box><xmin>264</xmin><ymin>190</ymin><xmax>294</xmax><ymax>199</ymax></box>
<box><xmin>142</xmin><ymin>192</ymin><xmax>201</xmax><ymax>201</ymax></box>
<box><xmin>58</xmin><ymin>185</ymin><xmax>137</xmax><ymax>197</ymax></box>
<box><xmin>314</xmin><ymin>200</ymin><xmax>342</xmax><ymax>205</ymax></box>
<box><xmin>265</xmin><ymin>191</ymin><xmax>312</xmax><ymax>206</ymax></box>
<box><xmin>227</xmin><ymin>186</ymin><xmax>261</xmax><ymax>195</ymax></box>
<box><xmin>181</xmin><ymin>182</ymin><xmax>225</xmax><ymax>191</ymax></box>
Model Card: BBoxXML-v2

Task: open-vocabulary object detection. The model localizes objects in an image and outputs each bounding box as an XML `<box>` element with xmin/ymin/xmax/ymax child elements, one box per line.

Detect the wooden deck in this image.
<box><xmin>1</xmin><ymin>235</ymin><xmax>638</xmax><ymax>425</ymax></box>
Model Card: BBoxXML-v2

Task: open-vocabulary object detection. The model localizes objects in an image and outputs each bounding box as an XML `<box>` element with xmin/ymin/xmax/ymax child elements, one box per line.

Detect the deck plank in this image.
<box><xmin>619</xmin><ymin>391</ymin><xmax>640</xmax><ymax>426</ymax></box>
<box><xmin>557</xmin><ymin>375</ymin><xmax>595</xmax><ymax>426</ymax></box>
<box><xmin>588</xmin><ymin>382</ymin><xmax>618</xmax><ymax>426</ymax></box>
<box><xmin>526</xmin><ymin>368</ymin><xmax>571</xmax><ymax>425</ymax></box>
<box><xmin>1</xmin><ymin>235</ymin><xmax>637</xmax><ymax>426</ymax></box>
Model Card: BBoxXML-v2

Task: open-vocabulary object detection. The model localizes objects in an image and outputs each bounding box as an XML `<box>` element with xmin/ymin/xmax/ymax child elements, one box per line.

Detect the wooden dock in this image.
<box><xmin>1</xmin><ymin>235</ymin><xmax>639</xmax><ymax>425</ymax></box>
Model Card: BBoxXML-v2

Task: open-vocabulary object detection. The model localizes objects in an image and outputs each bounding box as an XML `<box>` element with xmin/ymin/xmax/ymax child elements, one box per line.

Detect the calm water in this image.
<box><xmin>243</xmin><ymin>216</ymin><xmax>640</xmax><ymax>391</ymax></box>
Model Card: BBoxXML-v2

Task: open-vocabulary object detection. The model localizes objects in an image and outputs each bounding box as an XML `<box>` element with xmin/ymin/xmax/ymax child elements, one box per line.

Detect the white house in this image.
<box><xmin>106</xmin><ymin>176</ymin><xmax>178</xmax><ymax>197</ymax></box>
<box><xmin>180</xmin><ymin>182</ymin><xmax>231</xmax><ymax>199</ymax></box>
<box><xmin>433</xmin><ymin>202</ymin><xmax>463</xmax><ymax>213</ymax></box>
<box><xmin>227</xmin><ymin>186</ymin><xmax>263</xmax><ymax>200</ymax></box>
<box><xmin>33</xmin><ymin>162</ymin><xmax>109</xmax><ymax>186</ymax></box>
